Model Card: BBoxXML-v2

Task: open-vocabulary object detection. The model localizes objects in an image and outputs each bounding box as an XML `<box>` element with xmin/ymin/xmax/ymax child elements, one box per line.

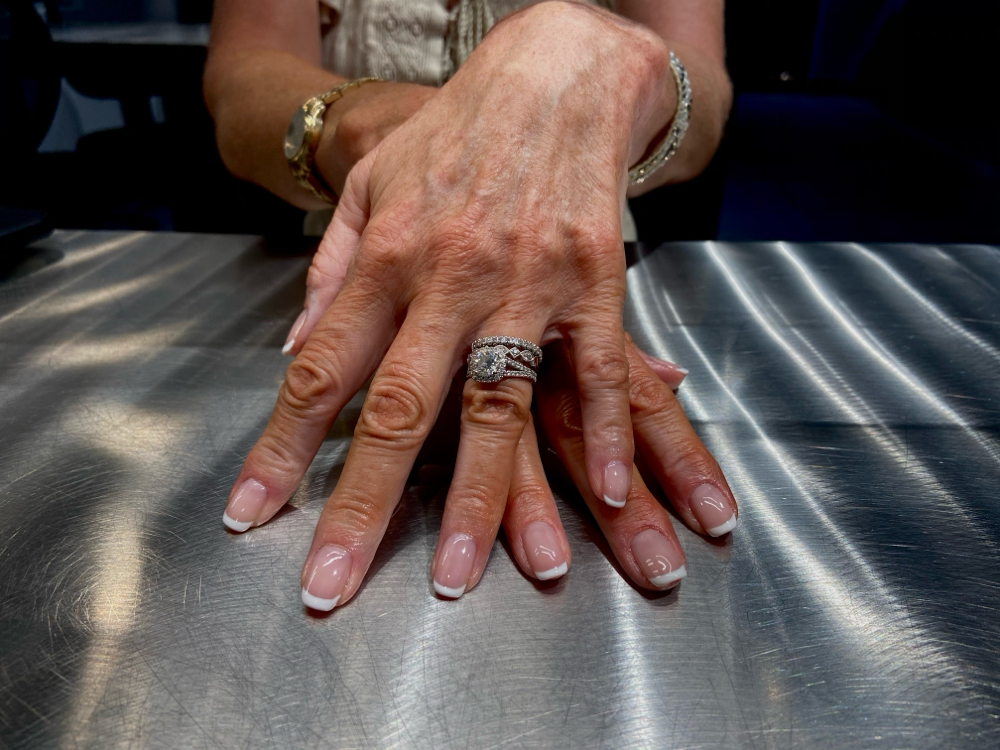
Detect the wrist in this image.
<box><xmin>315</xmin><ymin>82</ymin><xmax>437</xmax><ymax>195</ymax></box>
<box><xmin>312</xmin><ymin>84</ymin><xmax>382</xmax><ymax>197</ymax></box>
<box><xmin>615</xmin><ymin>25</ymin><xmax>677</xmax><ymax>168</ymax></box>
<box><xmin>486</xmin><ymin>1</ymin><xmax>674</xmax><ymax>161</ymax></box>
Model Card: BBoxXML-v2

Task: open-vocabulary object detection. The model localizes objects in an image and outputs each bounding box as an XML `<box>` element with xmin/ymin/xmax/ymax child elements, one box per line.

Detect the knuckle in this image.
<box><xmin>327</xmin><ymin>489</ymin><xmax>386</xmax><ymax>534</ymax></box>
<box><xmin>571</xmin><ymin>219</ymin><xmax>622</xmax><ymax>270</ymax></box>
<box><xmin>431</xmin><ymin>216</ymin><xmax>508</xmax><ymax>277</ymax></box>
<box><xmin>629</xmin><ymin>371</ymin><xmax>671</xmax><ymax>415</ymax></box>
<box><xmin>510</xmin><ymin>482</ymin><xmax>553</xmax><ymax>510</ymax></box>
<box><xmin>450</xmin><ymin>482</ymin><xmax>499</xmax><ymax>527</ymax></box>
<box><xmin>357</xmin><ymin>371</ymin><xmax>433</xmax><ymax>448</ymax></box>
<box><xmin>249</xmin><ymin>435</ymin><xmax>301</xmax><ymax>481</ymax></box>
<box><xmin>577</xmin><ymin>347</ymin><xmax>630</xmax><ymax>392</ymax></box>
<box><xmin>353</xmin><ymin>218</ymin><xmax>411</xmax><ymax>279</ymax></box>
<box><xmin>664</xmin><ymin>440</ymin><xmax>717</xmax><ymax>480</ymax></box>
<box><xmin>283</xmin><ymin>351</ymin><xmax>343</xmax><ymax>411</ymax></box>
<box><xmin>463</xmin><ymin>381</ymin><xmax>531</xmax><ymax>430</ymax></box>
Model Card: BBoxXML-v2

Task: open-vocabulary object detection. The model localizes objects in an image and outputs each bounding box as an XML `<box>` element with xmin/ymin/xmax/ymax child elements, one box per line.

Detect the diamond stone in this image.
<box><xmin>467</xmin><ymin>346</ymin><xmax>508</xmax><ymax>382</ymax></box>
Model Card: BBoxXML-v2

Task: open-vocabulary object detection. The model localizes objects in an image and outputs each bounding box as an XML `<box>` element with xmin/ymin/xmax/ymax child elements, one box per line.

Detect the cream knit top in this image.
<box><xmin>319</xmin><ymin>0</ymin><xmax>614</xmax><ymax>86</ymax></box>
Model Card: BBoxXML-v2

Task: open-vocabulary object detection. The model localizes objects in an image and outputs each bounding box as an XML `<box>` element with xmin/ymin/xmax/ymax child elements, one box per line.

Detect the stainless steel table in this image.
<box><xmin>1</xmin><ymin>231</ymin><xmax>998</xmax><ymax>748</ymax></box>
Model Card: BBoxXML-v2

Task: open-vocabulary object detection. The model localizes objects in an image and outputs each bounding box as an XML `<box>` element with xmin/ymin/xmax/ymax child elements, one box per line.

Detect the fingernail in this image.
<box><xmin>631</xmin><ymin>528</ymin><xmax>687</xmax><ymax>589</ymax></box>
<box><xmin>691</xmin><ymin>483</ymin><xmax>737</xmax><ymax>536</ymax></box>
<box><xmin>222</xmin><ymin>478</ymin><xmax>267</xmax><ymax>532</ymax></box>
<box><xmin>433</xmin><ymin>533</ymin><xmax>476</xmax><ymax>598</ymax></box>
<box><xmin>301</xmin><ymin>544</ymin><xmax>351</xmax><ymax>611</ymax></box>
<box><xmin>282</xmin><ymin>309</ymin><xmax>307</xmax><ymax>355</ymax></box>
<box><xmin>602</xmin><ymin>461</ymin><xmax>629</xmax><ymax>508</ymax></box>
<box><xmin>522</xmin><ymin>521</ymin><xmax>568</xmax><ymax>580</ymax></box>
<box><xmin>639</xmin><ymin>350</ymin><xmax>688</xmax><ymax>383</ymax></box>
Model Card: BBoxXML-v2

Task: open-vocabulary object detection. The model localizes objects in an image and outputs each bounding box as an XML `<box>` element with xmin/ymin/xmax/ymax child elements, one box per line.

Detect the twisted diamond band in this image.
<box><xmin>467</xmin><ymin>336</ymin><xmax>542</xmax><ymax>384</ymax></box>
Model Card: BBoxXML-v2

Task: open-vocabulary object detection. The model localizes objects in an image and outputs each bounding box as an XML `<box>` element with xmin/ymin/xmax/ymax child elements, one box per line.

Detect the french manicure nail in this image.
<box><xmin>639</xmin><ymin>350</ymin><xmax>688</xmax><ymax>383</ymax></box>
<box><xmin>301</xmin><ymin>545</ymin><xmax>351</xmax><ymax>611</ymax></box>
<box><xmin>631</xmin><ymin>528</ymin><xmax>687</xmax><ymax>589</ymax></box>
<box><xmin>522</xmin><ymin>522</ymin><xmax>568</xmax><ymax>580</ymax></box>
<box><xmin>602</xmin><ymin>461</ymin><xmax>628</xmax><ymax>508</ymax></box>
<box><xmin>282</xmin><ymin>309</ymin><xmax>307</xmax><ymax>355</ymax></box>
<box><xmin>222</xmin><ymin>478</ymin><xmax>267</xmax><ymax>532</ymax></box>
<box><xmin>690</xmin><ymin>483</ymin><xmax>737</xmax><ymax>536</ymax></box>
<box><xmin>433</xmin><ymin>533</ymin><xmax>476</xmax><ymax>598</ymax></box>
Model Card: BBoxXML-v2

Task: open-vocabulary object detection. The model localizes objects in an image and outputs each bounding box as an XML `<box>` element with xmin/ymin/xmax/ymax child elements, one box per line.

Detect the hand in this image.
<box><xmin>502</xmin><ymin>339</ymin><xmax>736</xmax><ymax>591</ymax></box>
<box><xmin>223</xmin><ymin>1</ymin><xmax>692</xmax><ymax>608</ymax></box>
<box><xmin>417</xmin><ymin>339</ymin><xmax>737</xmax><ymax>592</ymax></box>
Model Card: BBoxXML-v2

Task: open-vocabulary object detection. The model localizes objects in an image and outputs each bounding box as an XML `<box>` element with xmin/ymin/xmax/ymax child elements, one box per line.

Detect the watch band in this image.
<box><xmin>286</xmin><ymin>77</ymin><xmax>381</xmax><ymax>205</ymax></box>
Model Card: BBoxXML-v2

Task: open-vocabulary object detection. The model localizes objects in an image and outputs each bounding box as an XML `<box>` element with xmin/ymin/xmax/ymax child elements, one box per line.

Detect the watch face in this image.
<box><xmin>284</xmin><ymin>108</ymin><xmax>307</xmax><ymax>160</ymax></box>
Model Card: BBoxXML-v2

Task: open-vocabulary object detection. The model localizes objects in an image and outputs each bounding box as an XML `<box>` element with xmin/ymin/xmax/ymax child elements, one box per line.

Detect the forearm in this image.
<box><xmin>204</xmin><ymin>48</ymin><xmax>347</xmax><ymax>210</ymax></box>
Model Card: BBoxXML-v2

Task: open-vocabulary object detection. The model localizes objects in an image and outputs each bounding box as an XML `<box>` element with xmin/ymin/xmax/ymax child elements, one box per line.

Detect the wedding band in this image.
<box><xmin>467</xmin><ymin>336</ymin><xmax>542</xmax><ymax>384</ymax></box>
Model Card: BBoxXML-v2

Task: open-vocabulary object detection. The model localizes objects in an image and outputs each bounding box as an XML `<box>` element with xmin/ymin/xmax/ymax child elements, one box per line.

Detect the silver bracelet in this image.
<box><xmin>627</xmin><ymin>51</ymin><xmax>692</xmax><ymax>186</ymax></box>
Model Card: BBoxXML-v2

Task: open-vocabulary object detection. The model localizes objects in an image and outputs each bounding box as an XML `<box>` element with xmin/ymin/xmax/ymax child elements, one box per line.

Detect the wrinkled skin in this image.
<box><xmin>224</xmin><ymin>2</ymin><xmax>737</xmax><ymax>605</ymax></box>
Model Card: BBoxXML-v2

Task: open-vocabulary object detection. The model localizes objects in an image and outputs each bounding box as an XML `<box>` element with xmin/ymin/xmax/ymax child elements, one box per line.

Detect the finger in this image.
<box><xmin>502</xmin><ymin>416</ymin><xmax>571</xmax><ymax>581</ymax></box>
<box><xmin>223</xmin><ymin>280</ymin><xmax>396</xmax><ymax>533</ymax></box>
<box><xmin>624</xmin><ymin>333</ymin><xmax>688</xmax><ymax>390</ymax></box>
<box><xmin>568</xmin><ymin>319</ymin><xmax>634</xmax><ymax>509</ymax></box>
<box><xmin>535</xmin><ymin>352</ymin><xmax>686</xmax><ymax>590</ymax></box>
<box><xmin>431</xmin><ymin>329</ymin><xmax>541</xmax><ymax>598</ymax></box>
<box><xmin>625</xmin><ymin>343</ymin><xmax>738</xmax><ymax>537</ymax></box>
<box><xmin>283</xmin><ymin>148</ymin><xmax>376</xmax><ymax>356</ymax></box>
<box><xmin>300</xmin><ymin>311</ymin><xmax>458</xmax><ymax>611</ymax></box>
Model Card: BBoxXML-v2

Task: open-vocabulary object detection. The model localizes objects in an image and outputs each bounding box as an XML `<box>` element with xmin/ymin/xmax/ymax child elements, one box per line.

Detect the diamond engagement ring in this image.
<box><xmin>466</xmin><ymin>336</ymin><xmax>543</xmax><ymax>384</ymax></box>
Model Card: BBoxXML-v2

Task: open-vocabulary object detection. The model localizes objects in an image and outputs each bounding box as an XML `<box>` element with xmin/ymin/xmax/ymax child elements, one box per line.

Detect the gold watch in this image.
<box><xmin>283</xmin><ymin>78</ymin><xmax>380</xmax><ymax>205</ymax></box>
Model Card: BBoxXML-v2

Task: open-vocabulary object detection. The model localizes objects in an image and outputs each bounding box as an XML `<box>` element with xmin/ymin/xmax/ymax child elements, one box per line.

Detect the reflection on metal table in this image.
<box><xmin>1</xmin><ymin>231</ymin><xmax>998</xmax><ymax>748</ymax></box>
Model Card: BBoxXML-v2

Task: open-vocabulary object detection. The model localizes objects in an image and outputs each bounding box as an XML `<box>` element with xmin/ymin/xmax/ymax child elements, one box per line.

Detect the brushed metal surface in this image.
<box><xmin>1</xmin><ymin>231</ymin><xmax>998</xmax><ymax>748</ymax></box>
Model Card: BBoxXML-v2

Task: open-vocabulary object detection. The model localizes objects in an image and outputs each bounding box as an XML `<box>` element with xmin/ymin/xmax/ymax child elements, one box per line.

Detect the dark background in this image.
<box><xmin>2</xmin><ymin>0</ymin><xmax>998</xmax><ymax>243</ymax></box>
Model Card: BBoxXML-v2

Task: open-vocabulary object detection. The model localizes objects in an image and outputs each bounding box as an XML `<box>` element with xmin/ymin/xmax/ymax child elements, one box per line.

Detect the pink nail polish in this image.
<box><xmin>433</xmin><ymin>534</ymin><xmax>476</xmax><ymax>598</ymax></box>
<box><xmin>301</xmin><ymin>545</ymin><xmax>351</xmax><ymax>611</ymax></box>
<box><xmin>631</xmin><ymin>529</ymin><xmax>686</xmax><ymax>589</ymax></box>
<box><xmin>638</xmin><ymin>350</ymin><xmax>688</xmax><ymax>386</ymax></box>
<box><xmin>282</xmin><ymin>309</ymin><xmax>307</xmax><ymax>355</ymax></box>
<box><xmin>522</xmin><ymin>522</ymin><xmax>568</xmax><ymax>580</ymax></box>
<box><xmin>602</xmin><ymin>461</ymin><xmax>628</xmax><ymax>508</ymax></box>
<box><xmin>690</xmin><ymin>483</ymin><xmax>737</xmax><ymax>536</ymax></box>
<box><xmin>222</xmin><ymin>478</ymin><xmax>267</xmax><ymax>532</ymax></box>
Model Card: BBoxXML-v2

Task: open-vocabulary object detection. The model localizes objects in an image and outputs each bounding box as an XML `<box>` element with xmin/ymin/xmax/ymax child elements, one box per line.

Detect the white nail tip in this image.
<box><xmin>534</xmin><ymin>562</ymin><xmax>568</xmax><ymax>581</ymax></box>
<box><xmin>281</xmin><ymin>339</ymin><xmax>295</xmax><ymax>355</ymax></box>
<box><xmin>301</xmin><ymin>589</ymin><xmax>340</xmax><ymax>611</ymax></box>
<box><xmin>706</xmin><ymin>514</ymin><xmax>737</xmax><ymax>537</ymax></box>
<box><xmin>433</xmin><ymin>581</ymin><xmax>466</xmax><ymax>599</ymax></box>
<box><xmin>649</xmin><ymin>565</ymin><xmax>687</xmax><ymax>588</ymax></box>
<box><xmin>676</xmin><ymin>366</ymin><xmax>690</xmax><ymax>375</ymax></box>
<box><xmin>603</xmin><ymin>494</ymin><xmax>627</xmax><ymax>509</ymax></box>
<box><xmin>222</xmin><ymin>512</ymin><xmax>252</xmax><ymax>532</ymax></box>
